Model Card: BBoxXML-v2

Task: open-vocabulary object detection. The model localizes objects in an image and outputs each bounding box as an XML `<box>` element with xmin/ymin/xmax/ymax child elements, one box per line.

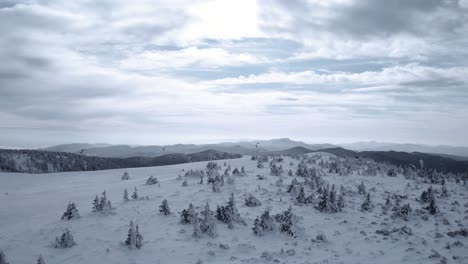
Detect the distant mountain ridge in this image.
<box><xmin>342</xmin><ymin>141</ymin><xmax>468</xmax><ymax>159</ymax></box>
<box><xmin>0</xmin><ymin>149</ymin><xmax>241</xmax><ymax>174</ymax></box>
<box><xmin>42</xmin><ymin>138</ymin><xmax>335</xmax><ymax>158</ymax></box>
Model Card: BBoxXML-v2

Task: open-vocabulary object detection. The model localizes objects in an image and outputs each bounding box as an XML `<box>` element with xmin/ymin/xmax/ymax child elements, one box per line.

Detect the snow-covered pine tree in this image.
<box><xmin>337</xmin><ymin>193</ymin><xmax>345</xmax><ymax>211</ymax></box>
<box><xmin>287</xmin><ymin>178</ymin><xmax>299</xmax><ymax>196</ymax></box>
<box><xmin>232</xmin><ymin>168</ymin><xmax>240</xmax><ymax>177</ymax></box>
<box><xmin>199</xmin><ymin>203</ymin><xmax>217</xmax><ymax>238</ymax></box>
<box><xmin>357</xmin><ymin>181</ymin><xmax>366</xmax><ymax>195</ymax></box>
<box><xmin>135</xmin><ymin>225</ymin><xmax>143</xmax><ymax>249</ymax></box>
<box><xmin>216</xmin><ymin>193</ymin><xmax>246</xmax><ymax>229</ymax></box>
<box><xmin>392</xmin><ymin>203</ymin><xmax>412</xmax><ymax>220</ymax></box>
<box><xmin>241</xmin><ymin>166</ymin><xmax>247</xmax><ymax>176</ymax></box>
<box><xmin>192</xmin><ymin>215</ymin><xmax>202</xmax><ymax>239</ymax></box>
<box><xmin>440</xmin><ymin>186</ymin><xmax>449</xmax><ymax>198</ymax></box>
<box><xmin>37</xmin><ymin>255</ymin><xmax>45</xmax><ymax>264</ymax></box>
<box><xmin>420</xmin><ymin>186</ymin><xmax>435</xmax><ymax>203</ymax></box>
<box><xmin>252</xmin><ymin>210</ymin><xmax>275</xmax><ymax>236</ymax></box>
<box><xmin>131</xmin><ymin>187</ymin><xmax>139</xmax><ymax>200</ymax></box>
<box><xmin>317</xmin><ymin>186</ymin><xmax>329</xmax><ymax>212</ymax></box>
<box><xmin>124</xmin><ymin>220</ymin><xmax>143</xmax><ymax>249</ymax></box>
<box><xmin>382</xmin><ymin>193</ymin><xmax>392</xmax><ymax>213</ymax></box>
<box><xmin>245</xmin><ymin>193</ymin><xmax>262</xmax><ymax>207</ymax></box>
<box><xmin>425</xmin><ymin>197</ymin><xmax>439</xmax><ymax>215</ymax></box>
<box><xmin>0</xmin><ymin>250</ymin><xmax>9</xmax><ymax>264</ymax></box>
<box><xmin>159</xmin><ymin>199</ymin><xmax>171</xmax><ymax>215</ymax></box>
<box><xmin>257</xmin><ymin>159</ymin><xmax>264</xmax><ymax>168</ymax></box>
<box><xmin>92</xmin><ymin>195</ymin><xmax>100</xmax><ymax>212</ymax></box>
<box><xmin>123</xmin><ymin>188</ymin><xmax>129</xmax><ymax>202</ymax></box>
<box><xmin>121</xmin><ymin>171</ymin><xmax>130</xmax><ymax>180</ymax></box>
<box><xmin>296</xmin><ymin>186</ymin><xmax>311</xmax><ymax>204</ymax></box>
<box><xmin>274</xmin><ymin>206</ymin><xmax>299</xmax><ymax>237</ymax></box>
<box><xmin>329</xmin><ymin>185</ymin><xmax>339</xmax><ymax>212</ymax></box>
<box><xmin>54</xmin><ymin>228</ymin><xmax>76</xmax><ymax>248</ymax></box>
<box><xmin>361</xmin><ymin>192</ymin><xmax>373</xmax><ymax>212</ymax></box>
<box><xmin>288</xmin><ymin>169</ymin><xmax>293</xmax><ymax>176</ymax></box>
<box><xmin>61</xmin><ymin>202</ymin><xmax>80</xmax><ymax>220</ymax></box>
<box><xmin>180</xmin><ymin>203</ymin><xmax>197</xmax><ymax>224</ymax></box>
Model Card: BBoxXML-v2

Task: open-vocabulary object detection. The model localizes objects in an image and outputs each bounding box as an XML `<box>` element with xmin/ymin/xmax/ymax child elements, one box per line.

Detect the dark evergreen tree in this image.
<box><xmin>420</xmin><ymin>186</ymin><xmax>435</xmax><ymax>203</ymax></box>
<box><xmin>180</xmin><ymin>203</ymin><xmax>197</xmax><ymax>224</ymax></box>
<box><xmin>425</xmin><ymin>198</ymin><xmax>439</xmax><ymax>215</ymax></box>
<box><xmin>182</xmin><ymin>180</ymin><xmax>188</xmax><ymax>187</ymax></box>
<box><xmin>37</xmin><ymin>255</ymin><xmax>45</xmax><ymax>264</ymax></box>
<box><xmin>131</xmin><ymin>187</ymin><xmax>139</xmax><ymax>200</ymax></box>
<box><xmin>54</xmin><ymin>228</ymin><xmax>76</xmax><ymax>248</ymax></box>
<box><xmin>123</xmin><ymin>188</ymin><xmax>129</xmax><ymax>202</ymax></box>
<box><xmin>159</xmin><ymin>199</ymin><xmax>171</xmax><ymax>215</ymax></box>
<box><xmin>361</xmin><ymin>193</ymin><xmax>373</xmax><ymax>212</ymax></box>
<box><xmin>357</xmin><ymin>181</ymin><xmax>366</xmax><ymax>195</ymax></box>
<box><xmin>61</xmin><ymin>202</ymin><xmax>80</xmax><ymax>220</ymax></box>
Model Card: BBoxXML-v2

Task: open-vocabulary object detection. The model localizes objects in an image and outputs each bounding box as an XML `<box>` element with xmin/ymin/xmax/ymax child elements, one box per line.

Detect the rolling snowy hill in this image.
<box><xmin>1</xmin><ymin>153</ymin><xmax>467</xmax><ymax>264</ymax></box>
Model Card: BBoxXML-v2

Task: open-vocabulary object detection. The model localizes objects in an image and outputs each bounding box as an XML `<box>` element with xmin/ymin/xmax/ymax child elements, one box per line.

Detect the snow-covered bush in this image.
<box><xmin>54</xmin><ymin>228</ymin><xmax>76</xmax><ymax>248</ymax></box>
<box><xmin>61</xmin><ymin>202</ymin><xmax>80</xmax><ymax>220</ymax></box>
<box><xmin>391</xmin><ymin>203</ymin><xmax>412</xmax><ymax>220</ymax></box>
<box><xmin>245</xmin><ymin>193</ymin><xmax>262</xmax><ymax>207</ymax></box>
<box><xmin>146</xmin><ymin>176</ymin><xmax>159</xmax><ymax>185</ymax></box>
<box><xmin>121</xmin><ymin>171</ymin><xmax>130</xmax><ymax>180</ymax></box>
<box><xmin>37</xmin><ymin>255</ymin><xmax>45</xmax><ymax>264</ymax></box>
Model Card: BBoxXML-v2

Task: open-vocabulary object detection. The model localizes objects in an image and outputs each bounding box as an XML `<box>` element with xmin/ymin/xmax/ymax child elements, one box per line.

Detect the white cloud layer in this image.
<box><xmin>0</xmin><ymin>0</ymin><xmax>467</xmax><ymax>147</ymax></box>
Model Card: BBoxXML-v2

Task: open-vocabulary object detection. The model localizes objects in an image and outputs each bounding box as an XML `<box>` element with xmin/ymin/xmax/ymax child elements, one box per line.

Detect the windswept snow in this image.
<box><xmin>0</xmin><ymin>154</ymin><xmax>467</xmax><ymax>264</ymax></box>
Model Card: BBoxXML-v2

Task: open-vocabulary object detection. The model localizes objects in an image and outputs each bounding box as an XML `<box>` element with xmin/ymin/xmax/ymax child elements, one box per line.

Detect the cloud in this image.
<box><xmin>120</xmin><ymin>47</ymin><xmax>266</xmax><ymax>70</ymax></box>
<box><xmin>1</xmin><ymin>0</ymin><xmax>468</xmax><ymax>147</ymax></box>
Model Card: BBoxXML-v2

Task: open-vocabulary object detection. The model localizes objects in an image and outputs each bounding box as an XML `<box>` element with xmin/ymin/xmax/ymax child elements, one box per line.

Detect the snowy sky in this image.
<box><xmin>1</xmin><ymin>0</ymin><xmax>468</xmax><ymax>148</ymax></box>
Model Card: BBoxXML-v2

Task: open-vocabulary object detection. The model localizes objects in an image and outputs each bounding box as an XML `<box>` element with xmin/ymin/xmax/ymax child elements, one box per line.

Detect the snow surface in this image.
<box><xmin>0</xmin><ymin>154</ymin><xmax>467</xmax><ymax>264</ymax></box>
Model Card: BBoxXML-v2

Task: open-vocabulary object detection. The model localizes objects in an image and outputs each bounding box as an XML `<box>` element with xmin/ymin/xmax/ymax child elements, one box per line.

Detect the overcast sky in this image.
<box><xmin>1</xmin><ymin>0</ymin><xmax>468</xmax><ymax>148</ymax></box>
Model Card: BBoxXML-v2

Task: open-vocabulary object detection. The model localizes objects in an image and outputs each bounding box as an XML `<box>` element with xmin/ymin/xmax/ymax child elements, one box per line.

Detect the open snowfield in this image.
<box><xmin>1</xmin><ymin>154</ymin><xmax>467</xmax><ymax>264</ymax></box>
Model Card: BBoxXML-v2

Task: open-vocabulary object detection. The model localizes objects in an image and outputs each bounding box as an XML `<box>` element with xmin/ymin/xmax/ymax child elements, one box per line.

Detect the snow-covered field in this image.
<box><xmin>0</xmin><ymin>154</ymin><xmax>467</xmax><ymax>264</ymax></box>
